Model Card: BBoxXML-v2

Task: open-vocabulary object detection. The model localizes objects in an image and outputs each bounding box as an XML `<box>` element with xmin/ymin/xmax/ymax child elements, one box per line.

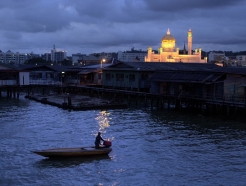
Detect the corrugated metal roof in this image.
<box><xmin>0</xmin><ymin>63</ymin><xmax>19</xmax><ymax>70</ymax></box>
<box><xmin>212</xmin><ymin>67</ymin><xmax>246</xmax><ymax>75</ymax></box>
<box><xmin>149</xmin><ymin>71</ymin><xmax>224</xmax><ymax>83</ymax></box>
<box><xmin>105</xmin><ymin>62</ymin><xmax>221</xmax><ymax>71</ymax></box>
<box><xmin>18</xmin><ymin>64</ymin><xmax>68</xmax><ymax>72</ymax></box>
<box><xmin>78</xmin><ymin>69</ymin><xmax>95</xmax><ymax>75</ymax></box>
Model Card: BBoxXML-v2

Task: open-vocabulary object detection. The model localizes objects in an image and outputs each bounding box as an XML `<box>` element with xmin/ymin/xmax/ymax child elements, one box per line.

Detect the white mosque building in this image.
<box><xmin>145</xmin><ymin>29</ymin><xmax>207</xmax><ymax>63</ymax></box>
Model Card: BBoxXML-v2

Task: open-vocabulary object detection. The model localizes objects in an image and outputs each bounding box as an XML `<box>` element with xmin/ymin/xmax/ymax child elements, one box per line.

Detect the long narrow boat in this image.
<box><xmin>32</xmin><ymin>146</ymin><xmax>112</xmax><ymax>158</ymax></box>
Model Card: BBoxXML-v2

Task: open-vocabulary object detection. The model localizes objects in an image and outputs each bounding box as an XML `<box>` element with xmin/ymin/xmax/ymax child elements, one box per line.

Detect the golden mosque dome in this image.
<box><xmin>162</xmin><ymin>28</ymin><xmax>175</xmax><ymax>41</ymax></box>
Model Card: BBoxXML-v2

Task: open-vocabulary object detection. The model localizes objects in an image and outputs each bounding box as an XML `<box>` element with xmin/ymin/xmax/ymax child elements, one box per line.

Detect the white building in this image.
<box><xmin>51</xmin><ymin>45</ymin><xmax>67</xmax><ymax>62</ymax></box>
<box><xmin>235</xmin><ymin>55</ymin><xmax>246</xmax><ymax>66</ymax></box>
<box><xmin>72</xmin><ymin>53</ymin><xmax>86</xmax><ymax>64</ymax></box>
<box><xmin>0</xmin><ymin>50</ymin><xmax>40</xmax><ymax>64</ymax></box>
<box><xmin>5</xmin><ymin>50</ymin><xmax>16</xmax><ymax>64</ymax></box>
<box><xmin>43</xmin><ymin>53</ymin><xmax>51</xmax><ymax>61</ymax></box>
<box><xmin>236</xmin><ymin>55</ymin><xmax>246</xmax><ymax>61</ymax></box>
<box><xmin>208</xmin><ymin>52</ymin><xmax>225</xmax><ymax>63</ymax></box>
<box><xmin>118</xmin><ymin>48</ymin><xmax>147</xmax><ymax>62</ymax></box>
<box><xmin>0</xmin><ymin>51</ymin><xmax>5</xmax><ymax>63</ymax></box>
<box><xmin>16</xmin><ymin>52</ymin><xmax>27</xmax><ymax>64</ymax></box>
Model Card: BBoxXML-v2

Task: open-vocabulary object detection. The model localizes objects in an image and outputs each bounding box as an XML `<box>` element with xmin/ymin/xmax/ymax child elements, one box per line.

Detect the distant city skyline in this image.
<box><xmin>0</xmin><ymin>0</ymin><xmax>246</xmax><ymax>56</ymax></box>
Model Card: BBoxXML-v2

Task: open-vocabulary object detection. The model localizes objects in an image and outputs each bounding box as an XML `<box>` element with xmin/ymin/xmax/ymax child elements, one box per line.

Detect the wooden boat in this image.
<box><xmin>32</xmin><ymin>146</ymin><xmax>112</xmax><ymax>158</ymax></box>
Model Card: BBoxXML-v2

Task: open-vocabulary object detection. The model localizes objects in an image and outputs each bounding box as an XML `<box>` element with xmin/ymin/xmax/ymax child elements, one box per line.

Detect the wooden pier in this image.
<box><xmin>1</xmin><ymin>85</ymin><xmax>246</xmax><ymax>118</ymax></box>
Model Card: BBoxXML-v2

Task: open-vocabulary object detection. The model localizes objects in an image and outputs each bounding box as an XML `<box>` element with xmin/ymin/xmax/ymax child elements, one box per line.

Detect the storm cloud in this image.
<box><xmin>0</xmin><ymin>0</ymin><xmax>245</xmax><ymax>55</ymax></box>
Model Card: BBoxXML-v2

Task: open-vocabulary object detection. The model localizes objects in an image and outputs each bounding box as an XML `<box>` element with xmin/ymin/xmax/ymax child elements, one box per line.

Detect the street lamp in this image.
<box><xmin>61</xmin><ymin>71</ymin><xmax>65</xmax><ymax>85</ymax></box>
<box><xmin>101</xmin><ymin>58</ymin><xmax>106</xmax><ymax>69</ymax></box>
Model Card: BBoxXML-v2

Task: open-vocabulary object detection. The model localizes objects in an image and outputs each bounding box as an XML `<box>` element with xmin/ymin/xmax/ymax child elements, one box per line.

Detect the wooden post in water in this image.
<box><xmin>160</xmin><ymin>98</ymin><xmax>164</xmax><ymax>109</ymax></box>
<box><xmin>27</xmin><ymin>87</ymin><xmax>30</xmax><ymax>96</ymax></box>
<box><xmin>226</xmin><ymin>105</ymin><xmax>230</xmax><ymax>118</ymax></box>
<box><xmin>156</xmin><ymin>98</ymin><xmax>159</xmax><ymax>108</ymax></box>
<box><xmin>175</xmin><ymin>99</ymin><xmax>181</xmax><ymax>110</ymax></box>
<box><xmin>128</xmin><ymin>95</ymin><xmax>131</xmax><ymax>106</ymax></box>
<box><xmin>168</xmin><ymin>98</ymin><xmax>170</xmax><ymax>109</ymax></box>
<box><xmin>135</xmin><ymin>96</ymin><xmax>139</xmax><ymax>107</ymax></box>
<box><xmin>144</xmin><ymin>96</ymin><xmax>147</xmax><ymax>108</ymax></box>
<box><xmin>7</xmin><ymin>88</ymin><xmax>10</xmax><ymax>98</ymax></box>
<box><xmin>17</xmin><ymin>88</ymin><xmax>20</xmax><ymax>98</ymax></box>
<box><xmin>68</xmin><ymin>95</ymin><xmax>72</xmax><ymax>107</ymax></box>
<box><xmin>97</xmin><ymin>90</ymin><xmax>99</xmax><ymax>98</ymax></box>
<box><xmin>150</xmin><ymin>98</ymin><xmax>153</xmax><ymax>109</ymax></box>
<box><xmin>42</xmin><ymin>87</ymin><xmax>45</xmax><ymax>95</ymax></box>
<box><xmin>13</xmin><ymin>88</ymin><xmax>16</xmax><ymax>98</ymax></box>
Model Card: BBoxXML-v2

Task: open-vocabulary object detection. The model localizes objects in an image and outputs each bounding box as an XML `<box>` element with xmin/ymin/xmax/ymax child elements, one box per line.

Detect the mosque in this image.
<box><xmin>145</xmin><ymin>29</ymin><xmax>207</xmax><ymax>63</ymax></box>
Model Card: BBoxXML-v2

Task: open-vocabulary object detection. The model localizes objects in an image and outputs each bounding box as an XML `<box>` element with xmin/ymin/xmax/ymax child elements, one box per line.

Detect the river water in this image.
<box><xmin>0</xmin><ymin>96</ymin><xmax>246</xmax><ymax>186</ymax></box>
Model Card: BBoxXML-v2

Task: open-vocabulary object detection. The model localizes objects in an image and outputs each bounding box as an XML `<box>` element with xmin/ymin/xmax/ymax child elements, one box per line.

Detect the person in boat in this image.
<box><xmin>95</xmin><ymin>132</ymin><xmax>105</xmax><ymax>149</ymax></box>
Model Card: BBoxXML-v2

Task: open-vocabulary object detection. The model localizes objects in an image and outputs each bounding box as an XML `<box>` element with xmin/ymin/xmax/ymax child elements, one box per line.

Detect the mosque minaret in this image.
<box><xmin>188</xmin><ymin>29</ymin><xmax>192</xmax><ymax>55</ymax></box>
<box><xmin>145</xmin><ymin>28</ymin><xmax>207</xmax><ymax>63</ymax></box>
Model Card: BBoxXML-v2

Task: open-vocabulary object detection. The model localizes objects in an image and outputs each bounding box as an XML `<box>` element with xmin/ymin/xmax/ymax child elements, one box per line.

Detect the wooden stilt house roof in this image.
<box><xmin>104</xmin><ymin>62</ymin><xmax>220</xmax><ymax>71</ymax></box>
<box><xmin>149</xmin><ymin>71</ymin><xmax>225</xmax><ymax>83</ymax></box>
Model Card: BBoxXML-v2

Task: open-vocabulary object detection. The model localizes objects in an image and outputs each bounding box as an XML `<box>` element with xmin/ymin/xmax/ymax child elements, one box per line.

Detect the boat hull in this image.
<box><xmin>32</xmin><ymin>147</ymin><xmax>112</xmax><ymax>158</ymax></box>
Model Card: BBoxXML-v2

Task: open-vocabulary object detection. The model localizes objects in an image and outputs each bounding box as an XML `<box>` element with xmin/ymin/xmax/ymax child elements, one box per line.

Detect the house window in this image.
<box><xmin>116</xmin><ymin>73</ymin><xmax>124</xmax><ymax>81</ymax></box>
<box><xmin>98</xmin><ymin>74</ymin><xmax>102</xmax><ymax>80</ymax></box>
<box><xmin>141</xmin><ymin>73</ymin><xmax>148</xmax><ymax>80</ymax></box>
<box><xmin>129</xmin><ymin>74</ymin><xmax>135</xmax><ymax>82</ymax></box>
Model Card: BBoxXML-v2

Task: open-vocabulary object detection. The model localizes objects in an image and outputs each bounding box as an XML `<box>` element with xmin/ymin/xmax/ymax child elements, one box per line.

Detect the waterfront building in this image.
<box><xmin>102</xmin><ymin>61</ymin><xmax>217</xmax><ymax>91</ymax></box>
<box><xmin>19</xmin><ymin>64</ymin><xmax>67</xmax><ymax>85</ymax></box>
<box><xmin>145</xmin><ymin>29</ymin><xmax>207</xmax><ymax>63</ymax></box>
<box><xmin>118</xmin><ymin>48</ymin><xmax>147</xmax><ymax>62</ymax></box>
<box><xmin>102</xmin><ymin>61</ymin><xmax>246</xmax><ymax>100</ymax></box>
<box><xmin>0</xmin><ymin>63</ymin><xmax>29</xmax><ymax>86</ymax></box>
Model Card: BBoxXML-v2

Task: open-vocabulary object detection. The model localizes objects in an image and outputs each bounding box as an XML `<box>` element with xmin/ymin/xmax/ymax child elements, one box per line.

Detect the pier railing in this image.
<box><xmin>73</xmin><ymin>86</ymin><xmax>246</xmax><ymax>108</ymax></box>
<box><xmin>0</xmin><ymin>80</ymin><xmax>16</xmax><ymax>86</ymax></box>
<box><xmin>176</xmin><ymin>92</ymin><xmax>246</xmax><ymax>107</ymax></box>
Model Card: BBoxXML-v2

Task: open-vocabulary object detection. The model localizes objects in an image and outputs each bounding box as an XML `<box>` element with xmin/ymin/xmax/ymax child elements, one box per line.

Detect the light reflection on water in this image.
<box><xmin>0</xmin><ymin>97</ymin><xmax>246</xmax><ymax>186</ymax></box>
<box><xmin>96</xmin><ymin>110</ymin><xmax>110</xmax><ymax>132</ymax></box>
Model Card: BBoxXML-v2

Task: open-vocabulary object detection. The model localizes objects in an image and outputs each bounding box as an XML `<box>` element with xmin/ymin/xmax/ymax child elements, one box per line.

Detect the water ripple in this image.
<box><xmin>0</xmin><ymin>98</ymin><xmax>246</xmax><ymax>185</ymax></box>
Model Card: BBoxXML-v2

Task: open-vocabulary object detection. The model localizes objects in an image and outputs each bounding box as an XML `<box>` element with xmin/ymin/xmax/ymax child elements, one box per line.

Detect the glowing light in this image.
<box><xmin>101</xmin><ymin>58</ymin><xmax>106</xmax><ymax>68</ymax></box>
<box><xmin>95</xmin><ymin>111</ymin><xmax>110</xmax><ymax>131</ymax></box>
<box><xmin>94</xmin><ymin>111</ymin><xmax>115</xmax><ymax>142</ymax></box>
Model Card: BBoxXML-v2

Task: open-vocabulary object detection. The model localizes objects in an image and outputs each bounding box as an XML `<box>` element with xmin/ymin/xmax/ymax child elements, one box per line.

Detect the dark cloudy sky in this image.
<box><xmin>0</xmin><ymin>0</ymin><xmax>246</xmax><ymax>55</ymax></box>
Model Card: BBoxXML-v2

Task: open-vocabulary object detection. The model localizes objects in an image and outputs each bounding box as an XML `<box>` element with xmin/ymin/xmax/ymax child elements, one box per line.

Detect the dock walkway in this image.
<box><xmin>25</xmin><ymin>93</ymin><xmax>128</xmax><ymax>111</ymax></box>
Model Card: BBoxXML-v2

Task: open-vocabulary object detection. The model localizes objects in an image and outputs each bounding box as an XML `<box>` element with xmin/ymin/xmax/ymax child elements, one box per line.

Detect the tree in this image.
<box><xmin>61</xmin><ymin>59</ymin><xmax>73</xmax><ymax>66</ymax></box>
<box><xmin>24</xmin><ymin>57</ymin><xmax>47</xmax><ymax>65</ymax></box>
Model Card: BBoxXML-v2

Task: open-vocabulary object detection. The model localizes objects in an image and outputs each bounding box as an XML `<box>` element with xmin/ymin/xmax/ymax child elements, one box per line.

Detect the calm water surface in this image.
<box><xmin>0</xmin><ymin>96</ymin><xmax>246</xmax><ymax>186</ymax></box>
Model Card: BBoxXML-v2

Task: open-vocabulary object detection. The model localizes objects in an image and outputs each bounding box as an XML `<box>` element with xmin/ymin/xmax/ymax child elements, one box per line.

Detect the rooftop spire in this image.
<box><xmin>167</xmin><ymin>28</ymin><xmax>170</xmax><ymax>35</ymax></box>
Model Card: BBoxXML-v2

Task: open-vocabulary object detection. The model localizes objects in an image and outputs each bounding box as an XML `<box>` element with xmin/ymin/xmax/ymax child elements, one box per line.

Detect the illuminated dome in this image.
<box><xmin>162</xmin><ymin>28</ymin><xmax>175</xmax><ymax>41</ymax></box>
